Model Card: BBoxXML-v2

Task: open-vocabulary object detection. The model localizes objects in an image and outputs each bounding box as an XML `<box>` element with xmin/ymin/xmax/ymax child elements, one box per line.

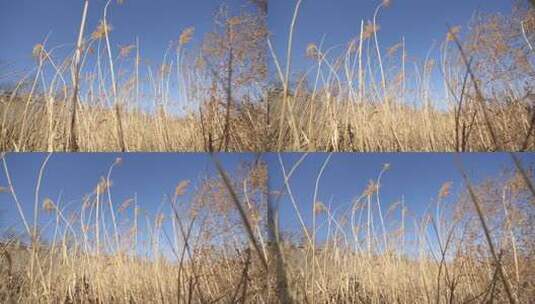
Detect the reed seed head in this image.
<box><xmin>364</xmin><ymin>180</ymin><xmax>379</xmax><ymax>196</ymax></box>
<box><xmin>119</xmin><ymin>44</ymin><xmax>136</xmax><ymax>58</ymax></box>
<box><xmin>175</xmin><ymin>180</ymin><xmax>190</xmax><ymax>198</ymax></box>
<box><xmin>118</xmin><ymin>198</ymin><xmax>134</xmax><ymax>213</ymax></box>
<box><xmin>363</xmin><ymin>21</ymin><xmax>380</xmax><ymax>39</ymax></box>
<box><xmin>439</xmin><ymin>181</ymin><xmax>452</xmax><ymax>199</ymax></box>
<box><xmin>306</xmin><ymin>43</ymin><xmax>319</xmax><ymax>60</ymax></box>
<box><xmin>314</xmin><ymin>201</ymin><xmax>326</xmax><ymax>215</ymax></box>
<box><xmin>32</xmin><ymin>43</ymin><xmax>45</xmax><ymax>61</ymax></box>
<box><xmin>447</xmin><ymin>26</ymin><xmax>461</xmax><ymax>42</ymax></box>
<box><xmin>43</xmin><ymin>198</ymin><xmax>56</xmax><ymax>212</ymax></box>
<box><xmin>179</xmin><ymin>27</ymin><xmax>195</xmax><ymax>45</ymax></box>
<box><xmin>92</xmin><ymin>20</ymin><xmax>113</xmax><ymax>40</ymax></box>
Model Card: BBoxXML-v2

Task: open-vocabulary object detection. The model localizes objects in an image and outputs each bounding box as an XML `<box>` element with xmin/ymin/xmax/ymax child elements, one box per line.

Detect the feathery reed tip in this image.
<box><xmin>228</xmin><ymin>16</ymin><xmax>242</xmax><ymax>26</ymax></box>
<box><xmin>175</xmin><ymin>180</ymin><xmax>190</xmax><ymax>198</ymax></box>
<box><xmin>438</xmin><ymin>181</ymin><xmax>452</xmax><ymax>198</ymax></box>
<box><xmin>306</xmin><ymin>43</ymin><xmax>319</xmax><ymax>60</ymax></box>
<box><xmin>43</xmin><ymin>198</ymin><xmax>56</xmax><ymax>212</ymax></box>
<box><xmin>364</xmin><ymin>180</ymin><xmax>379</xmax><ymax>196</ymax></box>
<box><xmin>119</xmin><ymin>44</ymin><xmax>136</xmax><ymax>58</ymax></box>
<box><xmin>314</xmin><ymin>201</ymin><xmax>326</xmax><ymax>215</ymax></box>
<box><xmin>32</xmin><ymin>43</ymin><xmax>45</xmax><ymax>60</ymax></box>
<box><xmin>447</xmin><ymin>26</ymin><xmax>461</xmax><ymax>42</ymax></box>
<box><xmin>92</xmin><ymin>20</ymin><xmax>113</xmax><ymax>40</ymax></box>
<box><xmin>179</xmin><ymin>27</ymin><xmax>195</xmax><ymax>45</ymax></box>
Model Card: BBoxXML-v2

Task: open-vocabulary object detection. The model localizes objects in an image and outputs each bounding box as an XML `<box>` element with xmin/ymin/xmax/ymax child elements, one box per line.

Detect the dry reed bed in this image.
<box><xmin>269</xmin><ymin>2</ymin><xmax>535</xmax><ymax>152</ymax></box>
<box><xmin>0</xmin><ymin>156</ymin><xmax>534</xmax><ymax>303</ymax></box>
<box><xmin>280</xmin><ymin>250</ymin><xmax>502</xmax><ymax>303</ymax></box>
<box><xmin>272</xmin><ymin>158</ymin><xmax>535</xmax><ymax>303</ymax></box>
<box><xmin>1</xmin><ymin>2</ymin><xmax>533</xmax><ymax>152</ymax></box>
<box><xmin>0</xmin><ymin>0</ymin><xmax>268</xmax><ymax>152</ymax></box>
<box><xmin>0</xmin><ymin>156</ymin><xmax>269</xmax><ymax>303</ymax></box>
<box><xmin>269</xmin><ymin>94</ymin><xmax>532</xmax><ymax>151</ymax></box>
<box><xmin>1</xmin><ymin>243</ymin><xmax>266</xmax><ymax>304</ymax></box>
<box><xmin>0</xmin><ymin>95</ymin><xmax>267</xmax><ymax>152</ymax></box>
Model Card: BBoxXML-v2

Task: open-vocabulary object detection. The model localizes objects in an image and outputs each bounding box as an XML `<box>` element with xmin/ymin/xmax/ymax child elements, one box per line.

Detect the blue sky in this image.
<box><xmin>0</xmin><ymin>153</ymin><xmax>260</xmax><ymax>247</ymax></box>
<box><xmin>0</xmin><ymin>0</ymin><xmax>519</xmax><ymax>109</ymax></box>
<box><xmin>1</xmin><ymin>0</ymin><xmax>515</xmax><ymax>77</ymax></box>
<box><xmin>268</xmin><ymin>153</ymin><xmax>535</xmax><ymax>243</ymax></box>
<box><xmin>1</xmin><ymin>152</ymin><xmax>534</xmax><ymax>254</ymax></box>
<box><xmin>268</xmin><ymin>0</ymin><xmax>514</xmax><ymax>75</ymax></box>
<box><xmin>268</xmin><ymin>0</ymin><xmax>517</xmax><ymax>102</ymax></box>
<box><xmin>0</xmin><ymin>0</ymin><xmax>245</xmax><ymax>77</ymax></box>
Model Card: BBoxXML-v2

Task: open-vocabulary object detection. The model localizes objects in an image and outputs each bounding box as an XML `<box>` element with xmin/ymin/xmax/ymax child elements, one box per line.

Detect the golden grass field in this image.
<box><xmin>0</xmin><ymin>0</ymin><xmax>534</xmax><ymax>303</ymax></box>
<box><xmin>268</xmin><ymin>1</ymin><xmax>535</xmax><ymax>152</ymax></box>
<box><xmin>0</xmin><ymin>155</ymin><xmax>534</xmax><ymax>303</ymax></box>
<box><xmin>271</xmin><ymin>158</ymin><xmax>535</xmax><ymax>303</ymax></box>
<box><xmin>0</xmin><ymin>1</ymin><xmax>533</xmax><ymax>152</ymax></box>
<box><xmin>0</xmin><ymin>157</ymin><xmax>270</xmax><ymax>303</ymax></box>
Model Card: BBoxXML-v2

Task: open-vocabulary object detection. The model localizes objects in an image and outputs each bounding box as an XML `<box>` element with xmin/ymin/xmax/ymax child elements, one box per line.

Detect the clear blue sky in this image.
<box><xmin>0</xmin><ymin>0</ymin><xmax>245</xmax><ymax>77</ymax></box>
<box><xmin>1</xmin><ymin>0</ymin><xmax>519</xmax><ymax>106</ymax></box>
<box><xmin>1</xmin><ymin>152</ymin><xmax>534</xmax><ymax>254</ymax></box>
<box><xmin>268</xmin><ymin>0</ymin><xmax>515</xmax><ymax>83</ymax></box>
<box><xmin>2</xmin><ymin>0</ymin><xmax>516</xmax><ymax>74</ymax></box>
<box><xmin>0</xmin><ymin>153</ymin><xmax>260</xmax><ymax>249</ymax></box>
<box><xmin>268</xmin><ymin>153</ymin><xmax>535</xmax><ymax>243</ymax></box>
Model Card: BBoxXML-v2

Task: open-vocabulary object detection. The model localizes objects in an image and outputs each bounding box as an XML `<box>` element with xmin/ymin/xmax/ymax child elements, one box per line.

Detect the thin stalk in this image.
<box><xmin>69</xmin><ymin>0</ymin><xmax>90</xmax><ymax>151</ymax></box>
<box><xmin>456</xmin><ymin>158</ymin><xmax>517</xmax><ymax>304</ymax></box>
<box><xmin>103</xmin><ymin>0</ymin><xmax>126</xmax><ymax>151</ymax></box>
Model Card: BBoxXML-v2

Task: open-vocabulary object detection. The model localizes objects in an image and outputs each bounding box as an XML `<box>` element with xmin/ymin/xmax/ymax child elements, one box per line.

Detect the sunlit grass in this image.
<box><xmin>0</xmin><ymin>155</ymin><xmax>269</xmax><ymax>303</ymax></box>
<box><xmin>268</xmin><ymin>2</ymin><xmax>535</xmax><ymax>151</ymax></box>
<box><xmin>271</xmin><ymin>155</ymin><xmax>535</xmax><ymax>303</ymax></box>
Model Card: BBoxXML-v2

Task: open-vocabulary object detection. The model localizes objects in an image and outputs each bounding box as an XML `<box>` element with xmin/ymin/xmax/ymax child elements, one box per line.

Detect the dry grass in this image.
<box><xmin>269</xmin><ymin>2</ymin><xmax>535</xmax><ymax>152</ymax></box>
<box><xmin>0</xmin><ymin>95</ymin><xmax>266</xmax><ymax>152</ymax></box>
<box><xmin>1</xmin><ymin>244</ymin><xmax>266</xmax><ymax>304</ymax></box>
<box><xmin>0</xmin><ymin>156</ymin><xmax>270</xmax><ymax>303</ymax></box>
<box><xmin>271</xmin><ymin>155</ymin><xmax>535</xmax><ymax>303</ymax></box>
<box><xmin>0</xmin><ymin>0</ymin><xmax>269</xmax><ymax>152</ymax></box>
<box><xmin>268</xmin><ymin>95</ymin><xmax>533</xmax><ymax>152</ymax></box>
<box><xmin>1</xmin><ymin>2</ymin><xmax>533</xmax><ymax>152</ymax></box>
<box><xmin>0</xmin><ymin>155</ymin><xmax>534</xmax><ymax>303</ymax></box>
